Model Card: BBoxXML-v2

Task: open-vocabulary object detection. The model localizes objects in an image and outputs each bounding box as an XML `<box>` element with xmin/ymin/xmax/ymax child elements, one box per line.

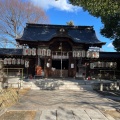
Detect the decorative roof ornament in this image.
<box><xmin>59</xmin><ymin>28</ymin><xmax>65</xmax><ymax>33</ymax></box>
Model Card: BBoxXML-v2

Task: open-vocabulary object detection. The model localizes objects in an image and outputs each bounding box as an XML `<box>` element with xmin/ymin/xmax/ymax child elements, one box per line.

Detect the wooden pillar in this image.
<box><xmin>44</xmin><ymin>57</ymin><xmax>47</xmax><ymax>78</ymax></box>
<box><xmin>68</xmin><ymin>54</ymin><xmax>76</xmax><ymax>77</ymax></box>
<box><xmin>44</xmin><ymin>57</ymin><xmax>51</xmax><ymax>78</ymax></box>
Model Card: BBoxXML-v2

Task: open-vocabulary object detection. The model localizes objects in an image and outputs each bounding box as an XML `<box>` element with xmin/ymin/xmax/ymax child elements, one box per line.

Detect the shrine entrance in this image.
<box><xmin>51</xmin><ymin>59</ymin><xmax>69</xmax><ymax>78</ymax></box>
<box><xmin>49</xmin><ymin>39</ymin><xmax>73</xmax><ymax>78</ymax></box>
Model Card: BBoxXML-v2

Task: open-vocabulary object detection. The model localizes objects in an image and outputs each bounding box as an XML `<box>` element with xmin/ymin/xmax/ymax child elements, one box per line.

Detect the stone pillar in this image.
<box><xmin>100</xmin><ymin>82</ymin><xmax>103</xmax><ymax>91</ymax></box>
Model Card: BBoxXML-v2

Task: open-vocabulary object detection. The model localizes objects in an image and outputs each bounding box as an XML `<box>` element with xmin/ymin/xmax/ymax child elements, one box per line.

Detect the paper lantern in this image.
<box><xmin>76</xmin><ymin>51</ymin><xmax>79</xmax><ymax>57</ymax></box>
<box><xmin>86</xmin><ymin>51</ymin><xmax>91</xmax><ymax>58</ymax></box>
<box><xmin>8</xmin><ymin>58</ymin><xmax>12</xmax><ymax>64</ymax></box>
<box><xmin>32</xmin><ymin>48</ymin><xmax>36</xmax><ymax>56</ymax></box>
<box><xmin>82</xmin><ymin>51</ymin><xmax>85</xmax><ymax>57</ymax></box>
<box><xmin>37</xmin><ymin>48</ymin><xmax>42</xmax><ymax>55</ymax></box>
<box><xmin>93</xmin><ymin>52</ymin><xmax>99</xmax><ymax>58</ymax></box>
<box><xmin>47</xmin><ymin>49</ymin><xmax>51</xmax><ymax>56</ymax></box>
<box><xmin>17</xmin><ymin>59</ymin><xmax>20</xmax><ymax>64</ymax></box>
<box><xmin>23</xmin><ymin>48</ymin><xmax>28</xmax><ymax>55</ymax></box>
<box><xmin>12</xmin><ymin>58</ymin><xmax>16</xmax><ymax>64</ymax></box>
<box><xmin>73</xmin><ymin>51</ymin><xmax>76</xmax><ymax>57</ymax></box>
<box><xmin>27</xmin><ymin>48</ymin><xmax>31</xmax><ymax>55</ymax></box>
<box><xmin>42</xmin><ymin>49</ymin><xmax>46</xmax><ymax>56</ymax></box>
<box><xmin>21</xmin><ymin>59</ymin><xmax>24</xmax><ymax>65</ymax></box>
<box><xmin>25</xmin><ymin>60</ymin><xmax>29</xmax><ymax>68</ymax></box>
<box><xmin>4</xmin><ymin>58</ymin><xmax>8</xmax><ymax>64</ymax></box>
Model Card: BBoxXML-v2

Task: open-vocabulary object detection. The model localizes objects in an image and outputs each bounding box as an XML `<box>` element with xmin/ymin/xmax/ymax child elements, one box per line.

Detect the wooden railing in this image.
<box><xmin>52</xmin><ymin>51</ymin><xmax>70</xmax><ymax>59</ymax></box>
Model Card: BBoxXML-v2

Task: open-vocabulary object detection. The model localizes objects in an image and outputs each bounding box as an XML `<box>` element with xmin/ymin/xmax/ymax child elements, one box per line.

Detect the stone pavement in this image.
<box><xmin>1</xmin><ymin>78</ymin><xmax>119</xmax><ymax>120</ymax></box>
<box><xmin>7</xmin><ymin>84</ymin><xmax>120</xmax><ymax>119</ymax></box>
<box><xmin>34</xmin><ymin>108</ymin><xmax>116</xmax><ymax>120</ymax></box>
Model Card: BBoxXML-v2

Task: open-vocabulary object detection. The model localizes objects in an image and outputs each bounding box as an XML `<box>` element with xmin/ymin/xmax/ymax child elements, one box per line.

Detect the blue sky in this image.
<box><xmin>31</xmin><ymin>0</ymin><xmax>115</xmax><ymax>52</ymax></box>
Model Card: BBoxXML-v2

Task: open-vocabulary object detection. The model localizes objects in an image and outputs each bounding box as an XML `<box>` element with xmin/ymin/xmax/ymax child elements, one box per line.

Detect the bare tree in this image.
<box><xmin>0</xmin><ymin>0</ymin><xmax>49</xmax><ymax>48</ymax></box>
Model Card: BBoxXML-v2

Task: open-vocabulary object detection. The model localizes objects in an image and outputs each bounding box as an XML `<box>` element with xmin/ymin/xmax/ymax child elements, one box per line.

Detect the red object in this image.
<box><xmin>88</xmin><ymin>76</ymin><xmax>91</xmax><ymax>80</ymax></box>
<box><xmin>35</xmin><ymin>65</ymin><xmax>42</xmax><ymax>75</ymax></box>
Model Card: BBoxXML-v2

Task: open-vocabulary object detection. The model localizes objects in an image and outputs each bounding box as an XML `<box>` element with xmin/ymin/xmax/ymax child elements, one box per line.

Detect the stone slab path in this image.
<box><xmin>7</xmin><ymin>88</ymin><xmax>120</xmax><ymax>120</ymax></box>
<box><xmin>9</xmin><ymin>90</ymin><xmax>120</xmax><ymax>110</ymax></box>
<box><xmin>34</xmin><ymin>108</ymin><xmax>115</xmax><ymax>120</ymax></box>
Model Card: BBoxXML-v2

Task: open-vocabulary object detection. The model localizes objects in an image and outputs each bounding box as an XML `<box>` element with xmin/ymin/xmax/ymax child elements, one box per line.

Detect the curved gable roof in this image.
<box><xmin>17</xmin><ymin>23</ymin><xmax>105</xmax><ymax>45</ymax></box>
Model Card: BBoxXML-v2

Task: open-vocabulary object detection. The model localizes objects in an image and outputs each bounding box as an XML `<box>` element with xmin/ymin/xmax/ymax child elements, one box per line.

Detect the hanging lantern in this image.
<box><xmin>42</xmin><ymin>49</ymin><xmax>46</xmax><ymax>56</ymax></box>
<box><xmin>91</xmin><ymin>52</ymin><xmax>97</xmax><ymax>58</ymax></box>
<box><xmin>90</xmin><ymin>63</ymin><xmax>94</xmax><ymax>69</ymax></box>
<box><xmin>47</xmin><ymin>49</ymin><xmax>51</xmax><ymax>56</ymax></box>
<box><xmin>78</xmin><ymin>51</ymin><xmax>82</xmax><ymax>57</ymax></box>
<box><xmin>95</xmin><ymin>52</ymin><xmax>99</xmax><ymax>58</ymax></box>
<box><xmin>23</xmin><ymin>48</ymin><xmax>28</xmax><ymax>55</ymax></box>
<box><xmin>17</xmin><ymin>59</ymin><xmax>20</xmax><ymax>64</ymax></box>
<box><xmin>92</xmin><ymin>52</ymin><xmax>95</xmax><ymax>58</ymax></box>
<box><xmin>87</xmin><ymin>51</ymin><xmax>91</xmax><ymax>58</ymax></box>
<box><xmin>98</xmin><ymin>61</ymin><xmax>101</xmax><ymax>67</ymax></box>
<box><xmin>27</xmin><ymin>48</ymin><xmax>31</xmax><ymax>55</ymax></box>
<box><xmin>106</xmin><ymin>62</ymin><xmax>109</xmax><ymax>67</ymax></box>
<box><xmin>4</xmin><ymin>58</ymin><xmax>8</xmax><ymax>64</ymax></box>
<box><xmin>21</xmin><ymin>59</ymin><xmax>24</xmax><ymax>65</ymax></box>
<box><xmin>101</xmin><ymin>62</ymin><xmax>104</xmax><ymax>67</ymax></box>
<box><xmin>8</xmin><ymin>58</ymin><xmax>12</xmax><ymax>64</ymax></box>
<box><xmin>110</xmin><ymin>62</ymin><xmax>113</xmax><ymax>67</ymax></box>
<box><xmin>37</xmin><ymin>48</ymin><xmax>42</xmax><ymax>56</ymax></box>
<box><xmin>94</xmin><ymin>62</ymin><xmax>97</xmax><ymax>68</ymax></box>
<box><xmin>31</xmin><ymin>48</ymin><xmax>36</xmax><ymax>56</ymax></box>
<box><xmin>25</xmin><ymin>60</ymin><xmax>29</xmax><ymax>68</ymax></box>
<box><xmin>82</xmin><ymin>51</ymin><xmax>85</xmax><ymax>57</ymax></box>
<box><xmin>73</xmin><ymin>51</ymin><xmax>77</xmax><ymax>57</ymax></box>
<box><xmin>12</xmin><ymin>58</ymin><xmax>16</xmax><ymax>64</ymax></box>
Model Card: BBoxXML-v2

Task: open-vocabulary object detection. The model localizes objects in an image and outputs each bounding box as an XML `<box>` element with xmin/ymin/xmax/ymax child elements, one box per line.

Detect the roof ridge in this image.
<box><xmin>26</xmin><ymin>23</ymin><xmax>93</xmax><ymax>29</ymax></box>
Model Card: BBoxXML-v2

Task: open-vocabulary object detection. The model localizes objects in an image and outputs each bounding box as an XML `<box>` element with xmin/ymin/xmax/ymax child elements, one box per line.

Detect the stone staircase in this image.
<box><xmin>22</xmin><ymin>79</ymin><xmax>93</xmax><ymax>91</ymax></box>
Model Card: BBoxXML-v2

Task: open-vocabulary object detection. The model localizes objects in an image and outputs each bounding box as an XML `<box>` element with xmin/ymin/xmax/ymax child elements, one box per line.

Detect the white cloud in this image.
<box><xmin>107</xmin><ymin>43</ymin><xmax>114</xmax><ymax>48</ymax></box>
<box><xmin>30</xmin><ymin>0</ymin><xmax>81</xmax><ymax>12</ymax></box>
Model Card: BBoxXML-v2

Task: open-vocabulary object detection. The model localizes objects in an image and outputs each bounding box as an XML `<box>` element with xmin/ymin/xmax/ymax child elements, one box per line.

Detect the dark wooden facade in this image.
<box><xmin>0</xmin><ymin>23</ymin><xmax>120</xmax><ymax>79</ymax></box>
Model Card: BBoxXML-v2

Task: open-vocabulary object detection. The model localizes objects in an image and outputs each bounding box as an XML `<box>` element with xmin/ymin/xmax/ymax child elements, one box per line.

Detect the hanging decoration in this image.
<box><xmin>3</xmin><ymin>58</ymin><xmax>25</xmax><ymax>65</ymax></box>
<box><xmin>8</xmin><ymin>58</ymin><xmax>12</xmax><ymax>64</ymax></box>
<box><xmin>25</xmin><ymin>60</ymin><xmax>29</xmax><ymax>68</ymax></box>
<box><xmin>4</xmin><ymin>58</ymin><xmax>7</xmax><ymax>64</ymax></box>
<box><xmin>23</xmin><ymin>48</ymin><xmax>51</xmax><ymax>56</ymax></box>
<box><xmin>90</xmin><ymin>61</ymin><xmax>117</xmax><ymax>68</ymax></box>
<box><xmin>31</xmin><ymin>48</ymin><xmax>36</xmax><ymax>56</ymax></box>
<box><xmin>87</xmin><ymin>51</ymin><xmax>99</xmax><ymax>58</ymax></box>
<box><xmin>12</xmin><ymin>58</ymin><xmax>16</xmax><ymax>65</ymax></box>
<box><xmin>73</xmin><ymin>50</ymin><xmax>86</xmax><ymax>57</ymax></box>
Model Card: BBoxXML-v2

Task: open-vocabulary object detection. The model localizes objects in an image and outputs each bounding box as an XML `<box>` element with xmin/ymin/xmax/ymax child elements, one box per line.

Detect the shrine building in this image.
<box><xmin>1</xmin><ymin>23</ymin><xmax>120</xmax><ymax>79</ymax></box>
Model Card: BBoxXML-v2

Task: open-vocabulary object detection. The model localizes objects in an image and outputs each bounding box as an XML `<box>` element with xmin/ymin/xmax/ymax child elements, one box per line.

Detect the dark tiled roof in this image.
<box><xmin>17</xmin><ymin>23</ymin><xmax>105</xmax><ymax>45</ymax></box>
<box><xmin>0</xmin><ymin>48</ymin><xmax>22</xmax><ymax>56</ymax></box>
<box><xmin>99</xmin><ymin>52</ymin><xmax>120</xmax><ymax>58</ymax></box>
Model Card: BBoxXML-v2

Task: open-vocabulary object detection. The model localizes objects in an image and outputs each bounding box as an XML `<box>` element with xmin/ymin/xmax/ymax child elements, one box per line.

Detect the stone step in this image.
<box><xmin>22</xmin><ymin>79</ymin><xmax>93</xmax><ymax>90</ymax></box>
